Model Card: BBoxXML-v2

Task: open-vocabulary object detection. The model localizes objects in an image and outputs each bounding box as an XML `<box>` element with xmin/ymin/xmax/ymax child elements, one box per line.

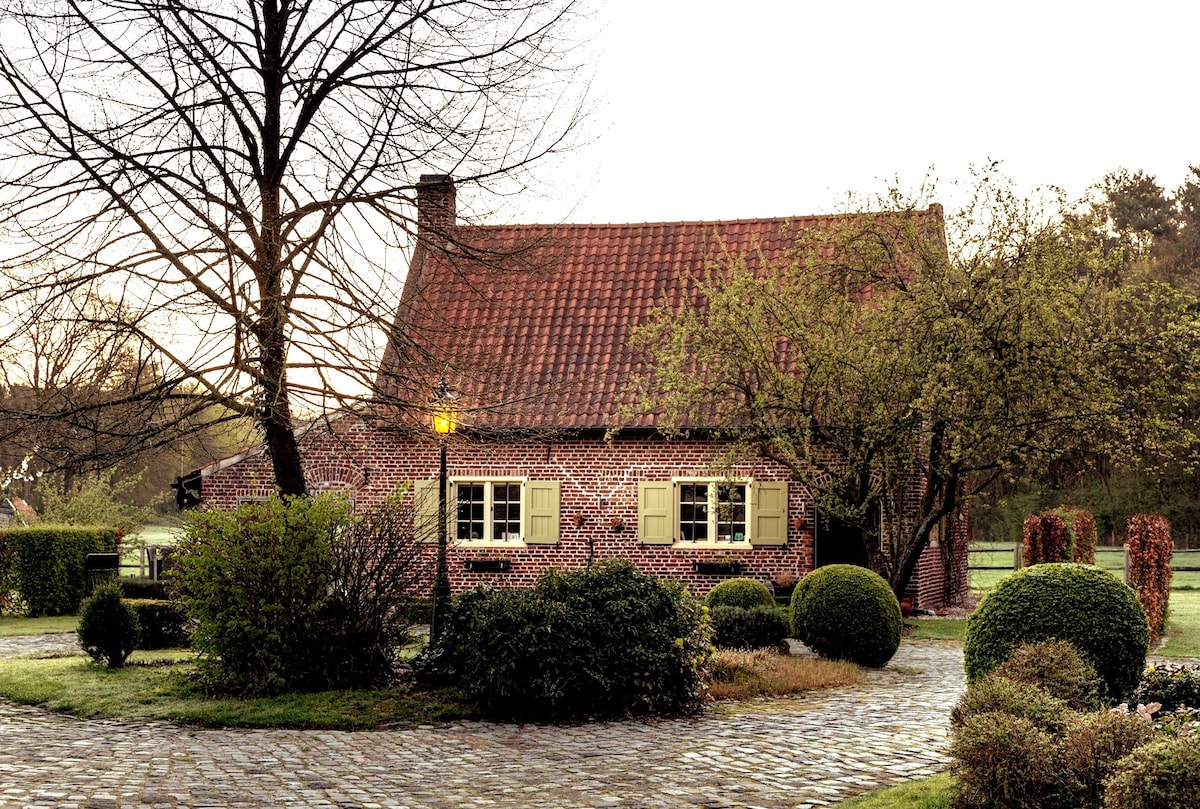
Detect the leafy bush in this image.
<box><xmin>789</xmin><ymin>564</ymin><xmax>901</xmax><ymax>667</ymax></box>
<box><xmin>1134</xmin><ymin>662</ymin><xmax>1200</xmax><ymax>713</ymax></box>
<box><xmin>963</xmin><ymin>563</ymin><xmax>1150</xmax><ymax>703</ymax></box>
<box><xmin>77</xmin><ymin>583</ymin><xmax>140</xmax><ymax>668</ymax></box>
<box><xmin>950</xmin><ymin>712</ymin><xmax>1064</xmax><ymax>809</ymax></box>
<box><xmin>126</xmin><ymin>599</ymin><xmax>189</xmax><ymax>649</ymax></box>
<box><xmin>992</xmin><ymin>639</ymin><xmax>1103</xmax><ymax>712</ymax></box>
<box><xmin>0</xmin><ymin>526</ymin><xmax>118</xmax><ymax>616</ymax></box>
<box><xmin>1061</xmin><ymin>710</ymin><xmax>1153</xmax><ymax>809</ymax></box>
<box><xmin>709</xmin><ymin>604</ymin><xmax>789</xmax><ymax>650</ymax></box>
<box><xmin>706</xmin><ymin>577</ymin><xmax>775</xmax><ymax>610</ymax></box>
<box><xmin>175</xmin><ymin>494</ymin><xmax>428</xmax><ymax>695</ymax></box>
<box><xmin>949</xmin><ymin>673</ymin><xmax>1072</xmax><ymax>734</ymax></box>
<box><xmin>1103</xmin><ymin>735</ymin><xmax>1200</xmax><ymax>809</ymax></box>
<box><xmin>1126</xmin><ymin>513</ymin><xmax>1173</xmax><ymax>640</ymax></box>
<box><xmin>420</xmin><ymin>560</ymin><xmax>711</xmax><ymax>721</ymax></box>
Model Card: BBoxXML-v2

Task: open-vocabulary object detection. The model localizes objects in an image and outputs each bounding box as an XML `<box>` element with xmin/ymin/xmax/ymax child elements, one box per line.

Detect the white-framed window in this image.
<box><xmin>413</xmin><ymin>478</ymin><xmax>560</xmax><ymax>546</ymax></box>
<box><xmin>637</xmin><ymin>478</ymin><xmax>788</xmax><ymax>547</ymax></box>
<box><xmin>677</xmin><ymin>480</ymin><xmax>748</xmax><ymax>543</ymax></box>
<box><xmin>454</xmin><ymin>479</ymin><xmax>525</xmax><ymax>542</ymax></box>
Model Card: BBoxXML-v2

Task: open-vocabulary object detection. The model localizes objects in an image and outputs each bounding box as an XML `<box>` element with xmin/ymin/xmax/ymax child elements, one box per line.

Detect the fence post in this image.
<box><xmin>1013</xmin><ymin>542</ymin><xmax>1023</xmax><ymax>571</ymax></box>
<box><xmin>1123</xmin><ymin>543</ymin><xmax>1131</xmax><ymax>586</ymax></box>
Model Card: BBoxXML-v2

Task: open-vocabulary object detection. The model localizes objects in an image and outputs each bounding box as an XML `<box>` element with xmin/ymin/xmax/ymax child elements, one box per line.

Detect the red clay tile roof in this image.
<box><xmin>378</xmin><ymin>209</ymin><xmax>943</xmax><ymax>431</ymax></box>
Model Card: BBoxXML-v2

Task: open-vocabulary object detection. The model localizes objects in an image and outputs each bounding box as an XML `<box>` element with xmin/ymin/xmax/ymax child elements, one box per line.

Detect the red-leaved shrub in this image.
<box><xmin>1060</xmin><ymin>508</ymin><xmax>1097</xmax><ymax>565</ymax></box>
<box><xmin>1023</xmin><ymin>514</ymin><xmax>1069</xmax><ymax>567</ymax></box>
<box><xmin>1126</xmin><ymin>514</ymin><xmax>1172</xmax><ymax>640</ymax></box>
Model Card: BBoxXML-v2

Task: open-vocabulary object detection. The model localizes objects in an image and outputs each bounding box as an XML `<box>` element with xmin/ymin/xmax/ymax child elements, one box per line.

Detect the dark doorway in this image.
<box><xmin>814</xmin><ymin>510</ymin><xmax>870</xmax><ymax>569</ymax></box>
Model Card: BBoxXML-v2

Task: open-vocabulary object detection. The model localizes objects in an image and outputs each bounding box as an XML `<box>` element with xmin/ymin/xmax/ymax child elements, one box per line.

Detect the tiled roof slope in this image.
<box><xmin>378</xmin><ymin>208</ymin><xmax>944</xmax><ymax>431</ymax></box>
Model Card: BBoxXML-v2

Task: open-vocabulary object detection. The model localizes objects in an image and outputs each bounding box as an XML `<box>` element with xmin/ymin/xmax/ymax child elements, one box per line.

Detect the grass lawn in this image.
<box><xmin>0</xmin><ymin>615</ymin><xmax>78</xmax><ymax>636</ymax></box>
<box><xmin>1159</xmin><ymin>588</ymin><xmax>1200</xmax><ymax>658</ymax></box>
<box><xmin>831</xmin><ymin>772</ymin><xmax>951</xmax><ymax>808</ymax></box>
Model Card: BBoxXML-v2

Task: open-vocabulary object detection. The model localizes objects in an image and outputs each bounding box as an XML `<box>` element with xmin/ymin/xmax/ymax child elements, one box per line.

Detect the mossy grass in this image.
<box><xmin>0</xmin><ymin>643</ymin><xmax>864</xmax><ymax>728</ymax></box>
<box><xmin>830</xmin><ymin>772</ymin><xmax>952</xmax><ymax>808</ymax></box>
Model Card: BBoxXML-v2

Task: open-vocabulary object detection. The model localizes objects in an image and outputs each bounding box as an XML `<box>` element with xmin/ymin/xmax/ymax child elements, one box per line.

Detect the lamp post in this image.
<box><xmin>430</xmin><ymin>382</ymin><xmax>457</xmax><ymax>644</ymax></box>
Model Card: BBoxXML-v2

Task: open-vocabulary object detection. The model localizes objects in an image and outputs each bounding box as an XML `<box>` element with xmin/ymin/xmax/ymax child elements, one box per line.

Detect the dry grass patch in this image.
<box><xmin>705</xmin><ymin>648</ymin><xmax>860</xmax><ymax>700</ymax></box>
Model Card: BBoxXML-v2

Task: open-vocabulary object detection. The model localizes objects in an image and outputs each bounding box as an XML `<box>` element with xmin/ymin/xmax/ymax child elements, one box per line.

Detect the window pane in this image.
<box><xmin>716</xmin><ymin>484</ymin><xmax>747</xmax><ymax>541</ymax></box>
<box><xmin>679</xmin><ymin>483</ymin><xmax>709</xmax><ymax>542</ymax></box>
<box><xmin>456</xmin><ymin>483</ymin><xmax>486</xmax><ymax>540</ymax></box>
<box><xmin>492</xmin><ymin>482</ymin><xmax>521</xmax><ymax>541</ymax></box>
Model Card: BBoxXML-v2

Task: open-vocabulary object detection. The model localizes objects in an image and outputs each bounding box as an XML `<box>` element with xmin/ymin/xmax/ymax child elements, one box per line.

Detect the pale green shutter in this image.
<box><xmin>751</xmin><ymin>480</ymin><xmax>788</xmax><ymax>546</ymax></box>
<box><xmin>413</xmin><ymin>479</ymin><xmax>440</xmax><ymax>543</ymax></box>
<box><xmin>524</xmin><ymin>480</ymin><xmax>561</xmax><ymax>544</ymax></box>
<box><xmin>638</xmin><ymin>481</ymin><xmax>675</xmax><ymax>545</ymax></box>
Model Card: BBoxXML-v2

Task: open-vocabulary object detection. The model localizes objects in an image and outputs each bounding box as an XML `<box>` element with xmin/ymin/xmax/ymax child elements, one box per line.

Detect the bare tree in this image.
<box><xmin>0</xmin><ymin>1</ymin><xmax>588</xmax><ymax>495</ymax></box>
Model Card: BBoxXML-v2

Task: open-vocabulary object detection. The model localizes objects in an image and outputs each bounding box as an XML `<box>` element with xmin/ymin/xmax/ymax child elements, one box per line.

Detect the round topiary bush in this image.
<box><xmin>789</xmin><ymin>564</ymin><xmax>901</xmax><ymax>667</ymax></box>
<box><xmin>77</xmin><ymin>583</ymin><xmax>140</xmax><ymax>668</ymax></box>
<box><xmin>963</xmin><ymin>563</ymin><xmax>1150</xmax><ymax>703</ymax></box>
<box><xmin>706</xmin><ymin>577</ymin><xmax>775</xmax><ymax>610</ymax></box>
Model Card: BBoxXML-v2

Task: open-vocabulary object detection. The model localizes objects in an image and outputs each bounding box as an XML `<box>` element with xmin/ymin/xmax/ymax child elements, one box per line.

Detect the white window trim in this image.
<box><xmin>670</xmin><ymin>477</ymin><xmax>754</xmax><ymax>548</ymax></box>
<box><xmin>449</xmin><ymin>475</ymin><xmax>529</xmax><ymax>547</ymax></box>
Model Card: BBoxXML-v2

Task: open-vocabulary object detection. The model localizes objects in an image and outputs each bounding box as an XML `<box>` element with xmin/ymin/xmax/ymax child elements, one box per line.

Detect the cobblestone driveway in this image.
<box><xmin>0</xmin><ymin>635</ymin><xmax>964</xmax><ymax>809</ymax></box>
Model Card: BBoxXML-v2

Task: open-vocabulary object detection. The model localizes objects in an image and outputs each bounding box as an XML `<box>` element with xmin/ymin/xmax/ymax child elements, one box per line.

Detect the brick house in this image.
<box><xmin>189</xmin><ymin>175</ymin><xmax>968</xmax><ymax>608</ymax></box>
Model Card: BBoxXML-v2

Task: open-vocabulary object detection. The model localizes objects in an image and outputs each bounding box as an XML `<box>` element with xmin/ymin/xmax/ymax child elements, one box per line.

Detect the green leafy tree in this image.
<box><xmin>35</xmin><ymin>470</ymin><xmax>158</xmax><ymax>535</ymax></box>
<box><xmin>629</xmin><ymin>172</ymin><xmax>1200</xmax><ymax>598</ymax></box>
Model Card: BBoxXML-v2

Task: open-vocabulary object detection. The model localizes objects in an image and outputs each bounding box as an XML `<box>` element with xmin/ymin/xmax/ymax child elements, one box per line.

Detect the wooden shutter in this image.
<box><xmin>751</xmin><ymin>480</ymin><xmax>788</xmax><ymax>546</ymax></box>
<box><xmin>413</xmin><ymin>479</ymin><xmax>440</xmax><ymax>543</ymax></box>
<box><xmin>524</xmin><ymin>480</ymin><xmax>561</xmax><ymax>544</ymax></box>
<box><xmin>638</xmin><ymin>481</ymin><xmax>675</xmax><ymax>545</ymax></box>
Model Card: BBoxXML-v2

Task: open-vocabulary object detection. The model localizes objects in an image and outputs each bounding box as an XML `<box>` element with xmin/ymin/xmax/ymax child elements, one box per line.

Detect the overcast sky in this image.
<box><xmin>497</xmin><ymin>0</ymin><xmax>1200</xmax><ymax>225</ymax></box>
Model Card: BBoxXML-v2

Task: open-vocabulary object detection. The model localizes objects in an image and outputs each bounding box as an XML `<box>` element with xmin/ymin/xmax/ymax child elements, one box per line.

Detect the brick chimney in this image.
<box><xmin>416</xmin><ymin>174</ymin><xmax>456</xmax><ymax>240</ymax></box>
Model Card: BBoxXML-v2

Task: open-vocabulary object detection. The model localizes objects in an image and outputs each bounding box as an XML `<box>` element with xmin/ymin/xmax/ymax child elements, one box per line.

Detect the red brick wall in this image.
<box><xmin>198</xmin><ymin>414</ymin><xmax>962</xmax><ymax>607</ymax></box>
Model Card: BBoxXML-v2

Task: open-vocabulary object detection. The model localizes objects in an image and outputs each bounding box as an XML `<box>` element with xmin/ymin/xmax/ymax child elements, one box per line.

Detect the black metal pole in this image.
<box><xmin>431</xmin><ymin>438</ymin><xmax>451</xmax><ymax>644</ymax></box>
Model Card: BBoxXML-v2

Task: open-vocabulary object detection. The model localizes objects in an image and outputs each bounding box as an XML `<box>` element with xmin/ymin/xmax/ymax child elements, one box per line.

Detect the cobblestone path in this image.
<box><xmin>0</xmin><ymin>635</ymin><xmax>964</xmax><ymax>808</ymax></box>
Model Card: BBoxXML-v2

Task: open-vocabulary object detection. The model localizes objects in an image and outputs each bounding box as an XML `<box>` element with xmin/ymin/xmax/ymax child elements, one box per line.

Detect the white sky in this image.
<box><xmin>497</xmin><ymin>0</ymin><xmax>1200</xmax><ymax>225</ymax></box>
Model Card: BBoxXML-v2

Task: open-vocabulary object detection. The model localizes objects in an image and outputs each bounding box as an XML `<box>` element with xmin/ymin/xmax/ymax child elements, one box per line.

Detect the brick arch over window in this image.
<box><xmin>303</xmin><ymin>461</ymin><xmax>367</xmax><ymax>494</ymax></box>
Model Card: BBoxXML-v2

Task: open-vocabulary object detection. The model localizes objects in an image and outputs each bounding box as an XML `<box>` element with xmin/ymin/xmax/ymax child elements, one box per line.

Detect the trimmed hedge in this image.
<box><xmin>964</xmin><ymin>563</ymin><xmax>1150</xmax><ymax>703</ymax></box>
<box><xmin>709</xmin><ymin>604</ymin><xmax>789</xmax><ymax>650</ymax></box>
<box><xmin>1126</xmin><ymin>513</ymin><xmax>1173</xmax><ymax>640</ymax></box>
<box><xmin>789</xmin><ymin>564</ymin><xmax>901</xmax><ymax>668</ymax></box>
<box><xmin>126</xmin><ymin>599</ymin><xmax>190</xmax><ymax>649</ymax></box>
<box><xmin>1057</xmin><ymin>508</ymin><xmax>1097</xmax><ymax>565</ymax></box>
<box><xmin>0</xmin><ymin>526</ymin><xmax>119</xmax><ymax>616</ymax></box>
<box><xmin>706</xmin><ymin>577</ymin><xmax>775</xmax><ymax>610</ymax></box>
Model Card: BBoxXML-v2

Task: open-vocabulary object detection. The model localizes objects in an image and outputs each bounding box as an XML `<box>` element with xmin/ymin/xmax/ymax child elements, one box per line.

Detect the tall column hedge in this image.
<box><xmin>0</xmin><ymin>526</ymin><xmax>119</xmax><ymax>616</ymax></box>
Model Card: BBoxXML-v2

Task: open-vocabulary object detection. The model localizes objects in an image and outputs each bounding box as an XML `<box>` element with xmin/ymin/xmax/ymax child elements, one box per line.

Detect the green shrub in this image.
<box><xmin>1062</xmin><ymin>710</ymin><xmax>1153</xmax><ymax>809</ymax></box>
<box><xmin>709</xmin><ymin>604</ymin><xmax>789</xmax><ymax>650</ymax></box>
<box><xmin>963</xmin><ymin>563</ymin><xmax>1150</xmax><ymax>703</ymax></box>
<box><xmin>175</xmin><ymin>494</ymin><xmax>426</xmax><ymax>695</ymax></box>
<box><xmin>420</xmin><ymin>560</ymin><xmax>711</xmax><ymax>721</ymax></box>
<box><xmin>950</xmin><ymin>712</ymin><xmax>1064</xmax><ymax>809</ymax></box>
<box><xmin>1103</xmin><ymin>736</ymin><xmax>1200</xmax><ymax>809</ymax></box>
<box><xmin>1134</xmin><ymin>662</ymin><xmax>1200</xmax><ymax>712</ymax></box>
<box><xmin>126</xmin><ymin>599</ymin><xmax>190</xmax><ymax>649</ymax></box>
<box><xmin>0</xmin><ymin>526</ymin><xmax>118</xmax><ymax>616</ymax></box>
<box><xmin>77</xmin><ymin>583</ymin><xmax>140</xmax><ymax>668</ymax></box>
<box><xmin>789</xmin><ymin>564</ymin><xmax>901</xmax><ymax>667</ymax></box>
<box><xmin>706</xmin><ymin>577</ymin><xmax>775</xmax><ymax>610</ymax></box>
<box><xmin>949</xmin><ymin>673</ymin><xmax>1073</xmax><ymax>734</ymax></box>
<box><xmin>992</xmin><ymin>639</ymin><xmax>1103</xmax><ymax>712</ymax></box>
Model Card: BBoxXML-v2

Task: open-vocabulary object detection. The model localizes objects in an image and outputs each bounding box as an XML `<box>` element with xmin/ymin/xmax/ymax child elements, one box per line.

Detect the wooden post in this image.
<box><xmin>1123</xmin><ymin>543</ymin><xmax>1131</xmax><ymax>586</ymax></box>
<box><xmin>1014</xmin><ymin>542</ymin><xmax>1024</xmax><ymax>571</ymax></box>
